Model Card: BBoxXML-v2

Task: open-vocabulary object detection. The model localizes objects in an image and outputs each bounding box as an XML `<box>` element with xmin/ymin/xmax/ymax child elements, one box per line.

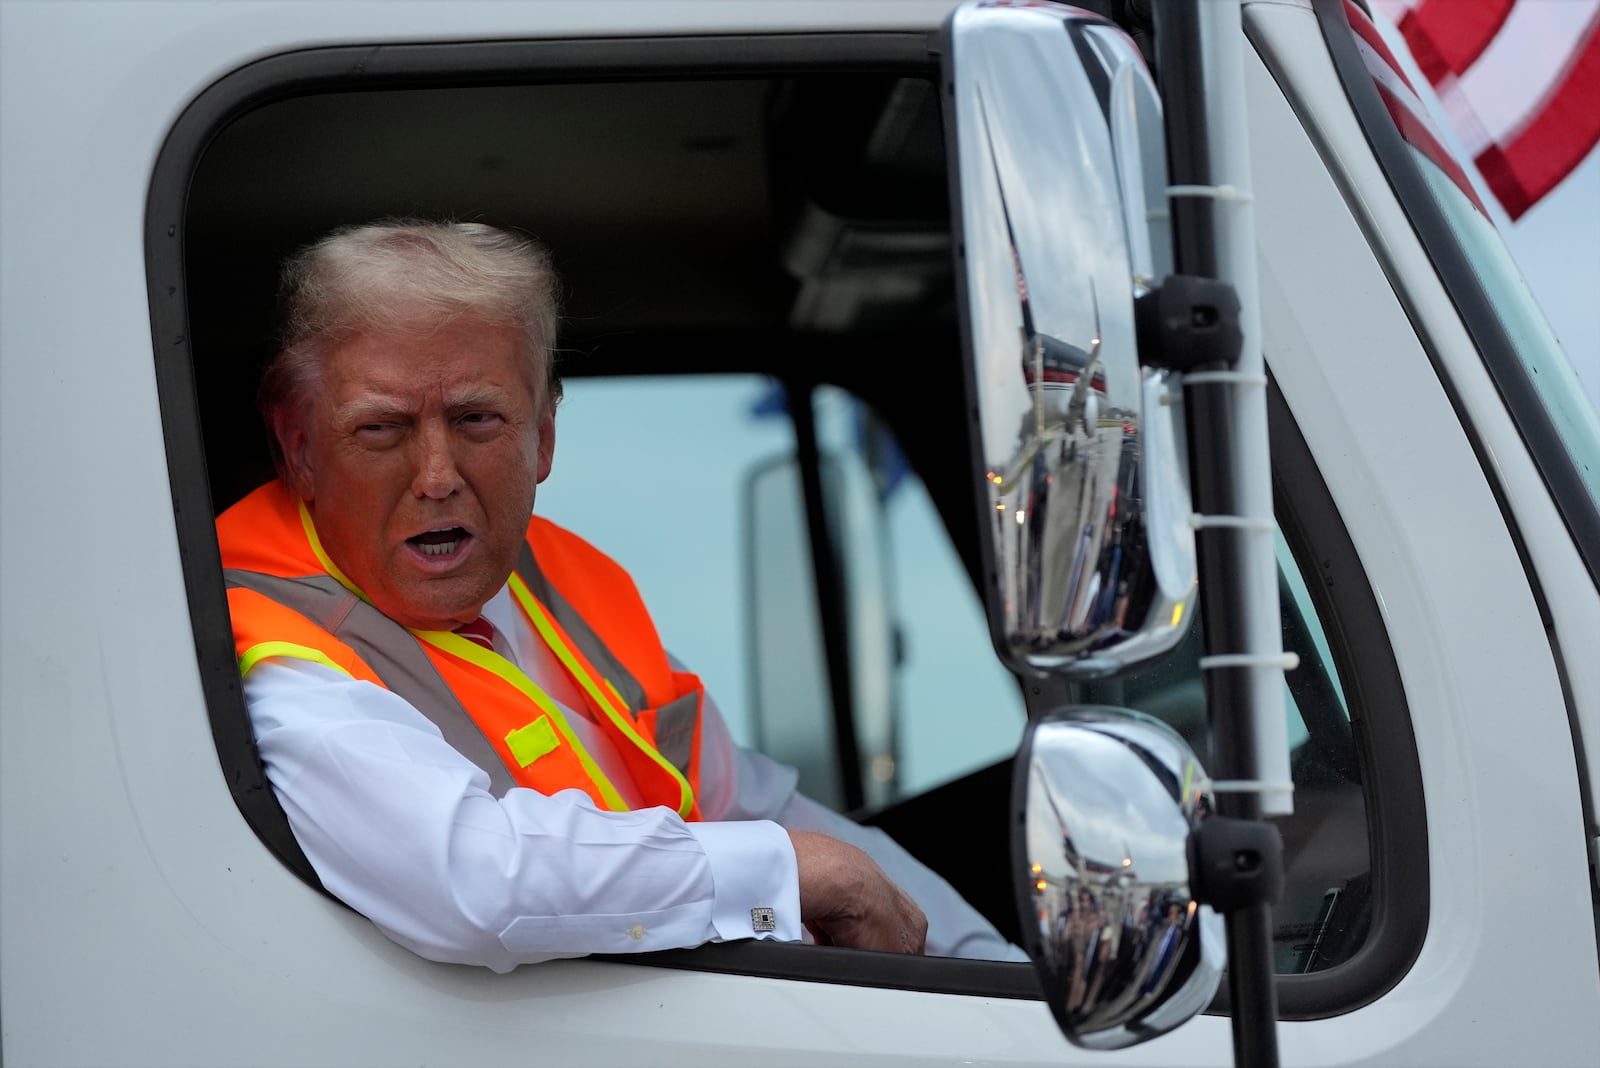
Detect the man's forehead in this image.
<box><xmin>322</xmin><ymin>323</ymin><xmax>536</xmax><ymax>403</ymax></box>
<box><xmin>328</xmin><ymin>374</ymin><xmax>527</xmax><ymax>415</ymax></box>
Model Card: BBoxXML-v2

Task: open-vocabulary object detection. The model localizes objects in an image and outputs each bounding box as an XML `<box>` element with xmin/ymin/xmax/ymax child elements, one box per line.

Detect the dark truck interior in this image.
<box><xmin>186</xmin><ymin>68</ymin><xmax>963</xmax><ymax>521</ymax></box>
<box><xmin>166</xmin><ymin>30</ymin><xmax>1396</xmax><ymax>1008</ymax></box>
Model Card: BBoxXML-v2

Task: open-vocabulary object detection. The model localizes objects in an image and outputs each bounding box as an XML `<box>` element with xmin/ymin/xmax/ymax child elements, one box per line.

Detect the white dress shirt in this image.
<box><xmin>245</xmin><ymin>585</ymin><xmax>1024</xmax><ymax>971</ymax></box>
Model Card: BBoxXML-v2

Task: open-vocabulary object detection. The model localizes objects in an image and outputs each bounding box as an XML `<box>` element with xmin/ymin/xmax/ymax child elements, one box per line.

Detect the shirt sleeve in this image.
<box><xmin>244</xmin><ymin>656</ymin><xmax>802</xmax><ymax>973</ymax></box>
<box><xmin>685</xmin><ymin>672</ymin><xmax>1028</xmax><ymax>963</ymax></box>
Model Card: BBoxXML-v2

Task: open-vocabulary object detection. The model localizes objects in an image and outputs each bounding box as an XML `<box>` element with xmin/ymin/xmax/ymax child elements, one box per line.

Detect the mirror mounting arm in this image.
<box><xmin>1135</xmin><ymin>274</ymin><xmax>1244</xmax><ymax>373</ymax></box>
<box><xmin>1187</xmin><ymin>816</ymin><xmax>1285</xmax><ymax>914</ymax></box>
<box><xmin>1151</xmin><ymin>0</ymin><xmax>1285</xmax><ymax>1064</ymax></box>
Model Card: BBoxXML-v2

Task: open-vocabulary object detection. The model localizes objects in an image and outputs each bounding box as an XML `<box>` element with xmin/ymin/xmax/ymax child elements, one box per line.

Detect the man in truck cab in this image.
<box><xmin>215</xmin><ymin>219</ymin><xmax>1019</xmax><ymax>972</ymax></box>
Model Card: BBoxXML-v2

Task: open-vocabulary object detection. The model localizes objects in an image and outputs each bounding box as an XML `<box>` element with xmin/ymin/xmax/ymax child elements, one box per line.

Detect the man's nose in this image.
<box><xmin>411</xmin><ymin>422</ymin><xmax>463</xmax><ymax>499</ymax></box>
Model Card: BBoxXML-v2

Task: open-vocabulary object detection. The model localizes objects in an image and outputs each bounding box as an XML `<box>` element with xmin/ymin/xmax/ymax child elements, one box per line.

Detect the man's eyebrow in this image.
<box><xmin>334</xmin><ymin>395</ymin><xmax>411</xmax><ymax>424</ymax></box>
<box><xmin>332</xmin><ymin>386</ymin><xmax>512</xmax><ymax>424</ymax></box>
<box><xmin>445</xmin><ymin>385</ymin><xmax>514</xmax><ymax>410</ymax></box>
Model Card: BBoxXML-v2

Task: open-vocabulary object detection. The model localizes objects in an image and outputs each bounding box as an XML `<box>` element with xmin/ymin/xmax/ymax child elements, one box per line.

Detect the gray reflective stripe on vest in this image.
<box><xmin>225</xmin><ymin>569</ymin><xmax>516</xmax><ymax>796</ymax></box>
<box><xmin>514</xmin><ymin>542</ymin><xmax>649</xmax><ymax>716</ymax></box>
<box><xmin>652</xmin><ymin>691</ymin><xmax>698</xmax><ymax>775</ymax></box>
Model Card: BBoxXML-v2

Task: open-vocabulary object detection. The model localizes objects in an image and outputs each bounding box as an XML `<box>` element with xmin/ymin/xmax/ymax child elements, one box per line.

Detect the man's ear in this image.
<box><xmin>535</xmin><ymin>410</ymin><xmax>556</xmax><ymax>485</ymax></box>
<box><xmin>276</xmin><ymin>409</ymin><xmax>317</xmax><ymax>500</ymax></box>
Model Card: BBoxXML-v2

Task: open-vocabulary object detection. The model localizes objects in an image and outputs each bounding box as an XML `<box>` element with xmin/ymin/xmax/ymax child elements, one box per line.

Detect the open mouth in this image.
<box><xmin>407</xmin><ymin>526</ymin><xmax>471</xmax><ymax>557</ymax></box>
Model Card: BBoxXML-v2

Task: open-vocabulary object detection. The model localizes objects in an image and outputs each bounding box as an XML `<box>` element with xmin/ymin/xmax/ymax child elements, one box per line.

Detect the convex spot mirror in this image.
<box><xmin>1015</xmin><ymin>706</ymin><xmax>1224</xmax><ymax>1049</ymax></box>
<box><xmin>944</xmin><ymin>0</ymin><xmax>1196</xmax><ymax>678</ymax></box>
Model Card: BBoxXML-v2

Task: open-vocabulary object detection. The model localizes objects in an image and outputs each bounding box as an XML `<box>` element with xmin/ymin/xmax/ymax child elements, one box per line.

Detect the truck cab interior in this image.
<box><xmin>158</xmin><ymin>29</ymin><xmax>1414</xmax><ymax>1012</ymax></box>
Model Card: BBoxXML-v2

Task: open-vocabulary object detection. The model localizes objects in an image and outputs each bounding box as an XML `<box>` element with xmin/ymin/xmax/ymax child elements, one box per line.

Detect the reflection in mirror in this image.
<box><xmin>1016</xmin><ymin>706</ymin><xmax>1223</xmax><ymax>1049</ymax></box>
<box><xmin>948</xmin><ymin>0</ymin><xmax>1194</xmax><ymax>678</ymax></box>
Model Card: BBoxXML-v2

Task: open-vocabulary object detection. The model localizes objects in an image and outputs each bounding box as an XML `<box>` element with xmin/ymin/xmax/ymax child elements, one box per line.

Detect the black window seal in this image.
<box><xmin>1302</xmin><ymin>0</ymin><xmax>1600</xmax><ymax>595</ymax></box>
<box><xmin>597</xmin><ymin>941</ymin><xmax>1042</xmax><ymax>999</ymax></box>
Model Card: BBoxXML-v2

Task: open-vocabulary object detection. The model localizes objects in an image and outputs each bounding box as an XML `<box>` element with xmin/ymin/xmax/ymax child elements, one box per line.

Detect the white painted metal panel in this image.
<box><xmin>1246</xmin><ymin>4</ymin><xmax>1600</xmax><ymax>1064</ymax></box>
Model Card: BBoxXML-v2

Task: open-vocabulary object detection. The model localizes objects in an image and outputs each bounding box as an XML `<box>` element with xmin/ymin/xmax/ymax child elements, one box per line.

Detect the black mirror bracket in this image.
<box><xmin>1134</xmin><ymin>274</ymin><xmax>1244</xmax><ymax>373</ymax></box>
<box><xmin>1188</xmin><ymin>815</ymin><xmax>1285</xmax><ymax>914</ymax></box>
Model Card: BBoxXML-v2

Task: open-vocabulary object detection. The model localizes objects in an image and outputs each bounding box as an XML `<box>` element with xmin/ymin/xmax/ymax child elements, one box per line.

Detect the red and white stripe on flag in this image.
<box><xmin>1348</xmin><ymin>0</ymin><xmax>1493</xmax><ymax>215</ymax></box>
<box><xmin>1371</xmin><ymin>0</ymin><xmax>1600</xmax><ymax>220</ymax></box>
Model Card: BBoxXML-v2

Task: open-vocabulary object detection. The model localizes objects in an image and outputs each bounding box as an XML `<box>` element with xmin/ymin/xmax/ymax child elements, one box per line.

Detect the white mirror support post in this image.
<box><xmin>1148</xmin><ymin>1</ymin><xmax>1293</xmax><ymax>1064</ymax></box>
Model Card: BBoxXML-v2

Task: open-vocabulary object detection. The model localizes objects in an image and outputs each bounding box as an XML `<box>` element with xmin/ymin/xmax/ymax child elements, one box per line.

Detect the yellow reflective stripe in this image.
<box><xmin>508</xmin><ymin>573</ymin><xmax>695</xmax><ymax>819</ymax></box>
<box><xmin>414</xmin><ymin>628</ymin><xmax>629</xmax><ymax>812</ymax></box>
<box><xmin>297</xmin><ymin>499</ymin><xmax>367</xmax><ymax>601</ymax></box>
<box><xmin>505</xmin><ymin>716</ymin><xmax>560</xmax><ymax>768</ymax></box>
<box><xmin>239</xmin><ymin>641</ymin><xmax>353</xmax><ymax>679</ymax></box>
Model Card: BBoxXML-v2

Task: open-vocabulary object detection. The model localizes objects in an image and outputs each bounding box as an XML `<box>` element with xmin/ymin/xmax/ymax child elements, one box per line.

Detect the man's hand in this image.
<box><xmin>788</xmin><ymin>830</ymin><xmax>928</xmax><ymax>954</ymax></box>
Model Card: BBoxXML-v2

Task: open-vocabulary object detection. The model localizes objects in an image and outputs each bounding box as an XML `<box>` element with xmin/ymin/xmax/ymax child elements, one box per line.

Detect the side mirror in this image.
<box><xmin>1015</xmin><ymin>706</ymin><xmax>1224</xmax><ymax>1048</ymax></box>
<box><xmin>944</xmin><ymin>0</ymin><xmax>1196</xmax><ymax>678</ymax></box>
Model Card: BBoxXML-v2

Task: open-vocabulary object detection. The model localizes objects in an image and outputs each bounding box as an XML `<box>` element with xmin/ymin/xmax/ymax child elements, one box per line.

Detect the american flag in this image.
<box><xmin>1370</xmin><ymin>0</ymin><xmax>1600</xmax><ymax>221</ymax></box>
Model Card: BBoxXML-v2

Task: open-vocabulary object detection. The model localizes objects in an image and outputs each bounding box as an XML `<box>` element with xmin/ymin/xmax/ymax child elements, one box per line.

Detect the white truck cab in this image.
<box><xmin>3</xmin><ymin>0</ymin><xmax>1597</xmax><ymax>1064</ymax></box>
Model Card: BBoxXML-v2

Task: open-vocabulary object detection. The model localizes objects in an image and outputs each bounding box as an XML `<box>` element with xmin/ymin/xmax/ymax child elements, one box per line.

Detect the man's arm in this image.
<box><xmin>779</xmin><ymin>791</ymin><xmax>1027</xmax><ymax>961</ymax></box>
<box><xmin>246</xmin><ymin>656</ymin><xmax>804</xmax><ymax>971</ymax></box>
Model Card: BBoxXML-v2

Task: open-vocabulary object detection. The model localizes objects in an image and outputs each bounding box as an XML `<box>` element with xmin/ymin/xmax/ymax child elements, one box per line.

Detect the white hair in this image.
<box><xmin>260</xmin><ymin>219</ymin><xmax>561</xmax><ymax>469</ymax></box>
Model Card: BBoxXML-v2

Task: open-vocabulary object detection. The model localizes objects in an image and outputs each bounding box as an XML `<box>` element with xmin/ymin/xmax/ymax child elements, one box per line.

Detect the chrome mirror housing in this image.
<box><xmin>946</xmin><ymin>0</ymin><xmax>1195</xmax><ymax>677</ymax></box>
<box><xmin>1016</xmin><ymin>706</ymin><xmax>1224</xmax><ymax>1049</ymax></box>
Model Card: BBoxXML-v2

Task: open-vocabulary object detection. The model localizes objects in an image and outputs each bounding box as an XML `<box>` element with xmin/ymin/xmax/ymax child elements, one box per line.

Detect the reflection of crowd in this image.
<box><xmin>1056</xmin><ymin>886</ymin><xmax>1126</xmax><ymax>1015</ymax></box>
<box><xmin>1062</xmin><ymin>889</ymin><xmax>1100</xmax><ymax>1009</ymax></box>
<box><xmin>1042</xmin><ymin>883</ymin><xmax>1196</xmax><ymax>1025</ymax></box>
<box><xmin>1139</xmin><ymin>894</ymin><xmax>1188</xmax><ymax>998</ymax></box>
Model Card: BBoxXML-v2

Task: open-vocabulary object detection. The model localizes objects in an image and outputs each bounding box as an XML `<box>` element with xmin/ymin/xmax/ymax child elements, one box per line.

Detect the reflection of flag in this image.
<box><xmin>1348</xmin><ymin>1</ymin><xmax>1492</xmax><ymax>216</ymax></box>
<box><xmin>1372</xmin><ymin>0</ymin><xmax>1600</xmax><ymax>220</ymax></box>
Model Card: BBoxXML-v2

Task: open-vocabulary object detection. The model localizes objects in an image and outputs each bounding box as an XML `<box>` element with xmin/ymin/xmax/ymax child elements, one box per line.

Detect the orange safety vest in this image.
<box><xmin>217</xmin><ymin>480</ymin><xmax>703</xmax><ymax>819</ymax></box>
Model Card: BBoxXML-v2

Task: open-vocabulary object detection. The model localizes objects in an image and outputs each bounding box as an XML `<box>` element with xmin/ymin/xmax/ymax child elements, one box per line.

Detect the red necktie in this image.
<box><xmin>454</xmin><ymin>616</ymin><xmax>499</xmax><ymax>652</ymax></box>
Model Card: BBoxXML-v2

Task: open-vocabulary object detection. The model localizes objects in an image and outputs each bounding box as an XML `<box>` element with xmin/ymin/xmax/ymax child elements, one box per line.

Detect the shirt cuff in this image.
<box><xmin>685</xmin><ymin>819</ymin><xmax>802</xmax><ymax>944</ymax></box>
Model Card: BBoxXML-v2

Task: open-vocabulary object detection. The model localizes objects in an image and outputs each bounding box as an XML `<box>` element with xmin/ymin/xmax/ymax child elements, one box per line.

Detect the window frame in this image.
<box><xmin>146</xmin><ymin>28</ymin><xmax>1425</xmax><ymax>1012</ymax></box>
<box><xmin>146</xmin><ymin>27</ymin><xmax>944</xmax><ymax>896</ymax></box>
<box><xmin>145</xmin><ymin>27</ymin><xmax>1037</xmax><ymax>998</ymax></box>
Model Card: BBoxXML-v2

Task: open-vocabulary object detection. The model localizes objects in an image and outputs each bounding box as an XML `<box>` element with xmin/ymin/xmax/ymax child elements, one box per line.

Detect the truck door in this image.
<box><xmin>11</xmin><ymin>0</ymin><xmax>1587</xmax><ymax>1063</ymax></box>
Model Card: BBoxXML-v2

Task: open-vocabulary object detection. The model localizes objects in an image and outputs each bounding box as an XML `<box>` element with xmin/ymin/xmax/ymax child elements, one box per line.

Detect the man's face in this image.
<box><xmin>279</xmin><ymin>314</ymin><xmax>554</xmax><ymax>631</ymax></box>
